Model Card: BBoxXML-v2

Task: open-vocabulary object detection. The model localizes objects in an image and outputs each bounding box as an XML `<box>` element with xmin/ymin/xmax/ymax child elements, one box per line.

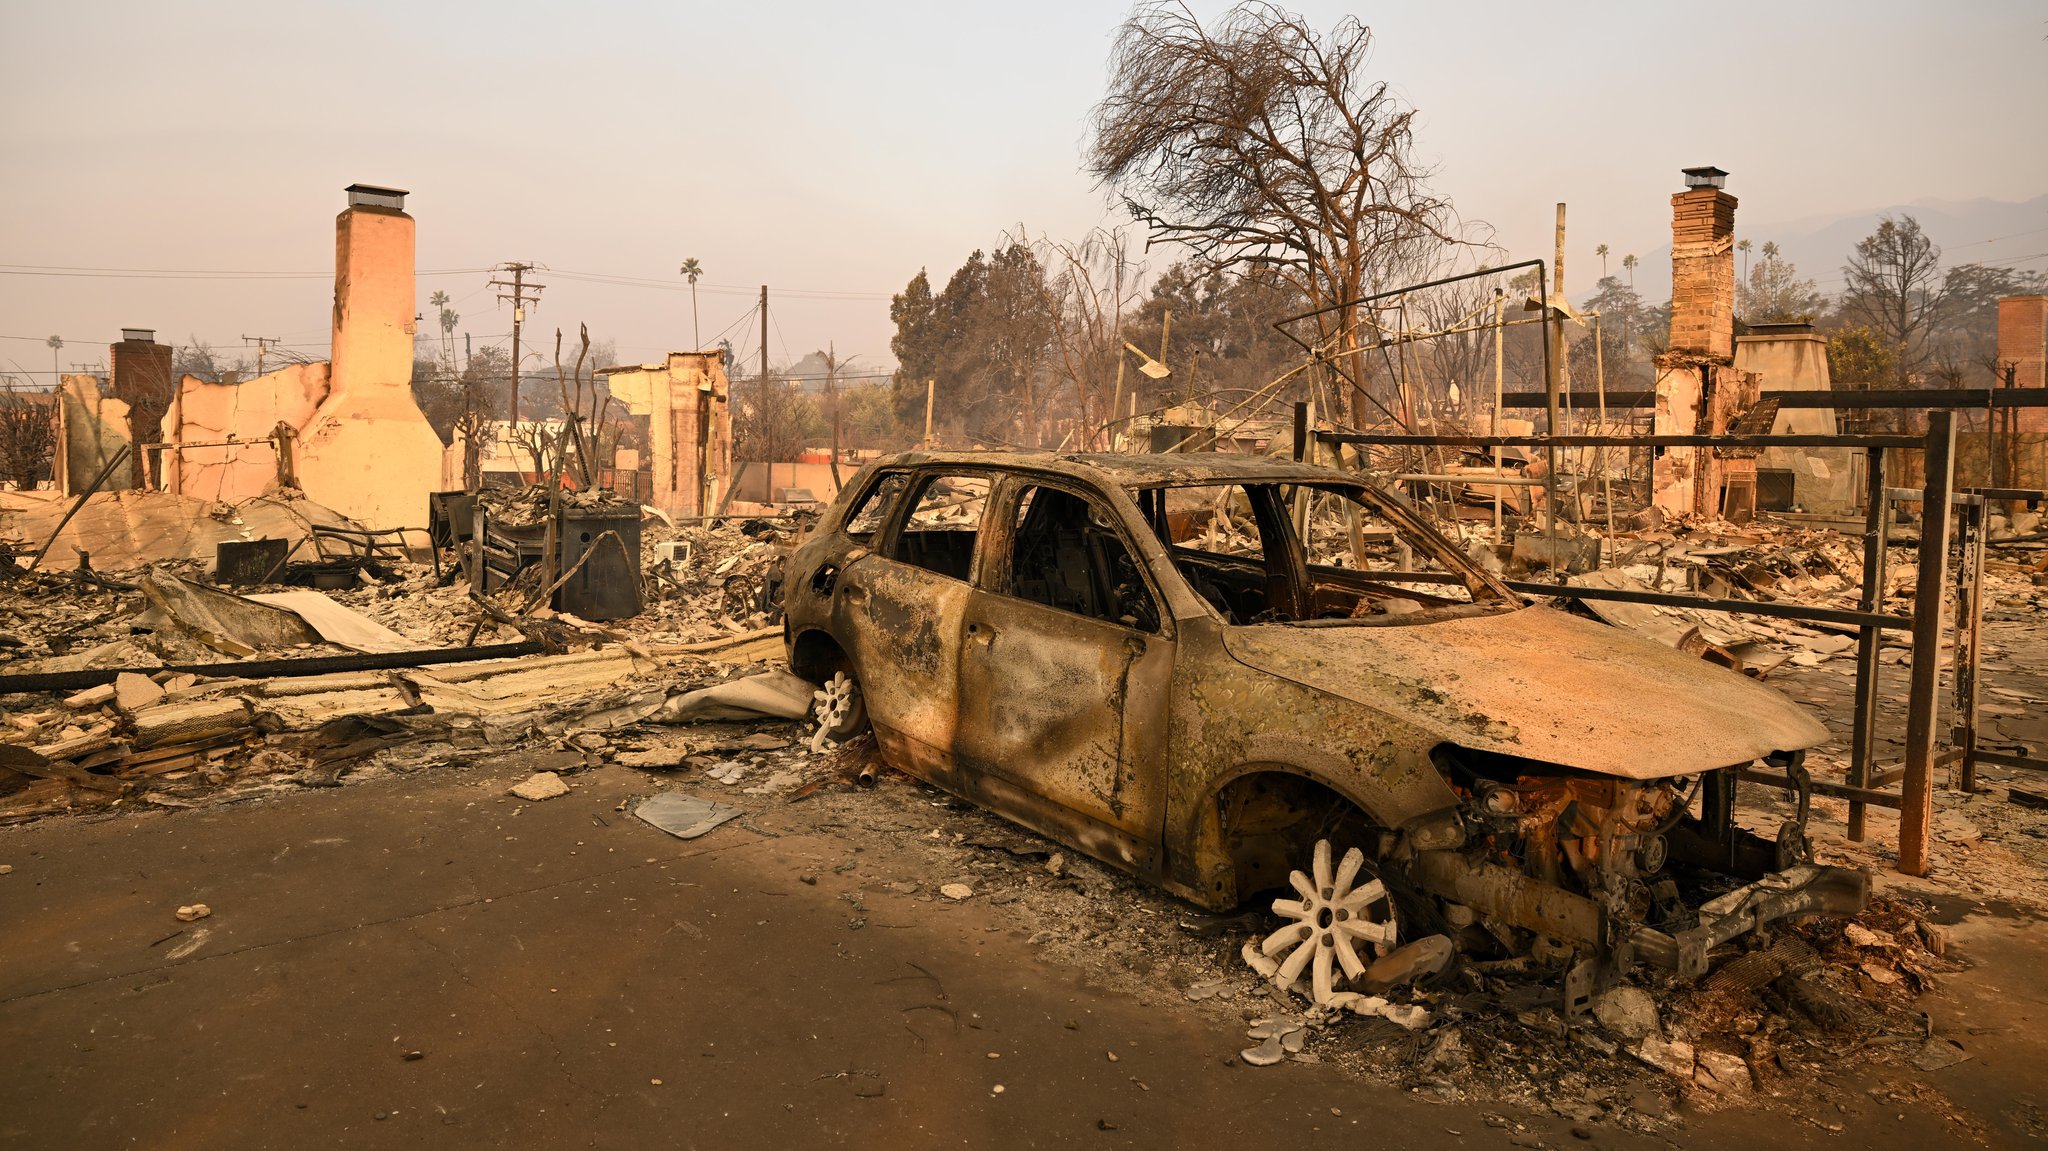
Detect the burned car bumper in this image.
<box><xmin>1413</xmin><ymin>851</ymin><xmax>1869</xmax><ymax>981</ymax></box>
<box><xmin>1629</xmin><ymin>863</ymin><xmax>1870</xmax><ymax>979</ymax></box>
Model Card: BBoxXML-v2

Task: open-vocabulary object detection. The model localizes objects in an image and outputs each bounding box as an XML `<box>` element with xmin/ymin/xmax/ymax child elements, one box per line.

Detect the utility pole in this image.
<box><xmin>760</xmin><ymin>286</ymin><xmax>773</xmax><ymax>492</ymax></box>
<box><xmin>241</xmin><ymin>335</ymin><xmax>279</xmax><ymax>378</ymax></box>
<box><xmin>826</xmin><ymin>341</ymin><xmax>841</xmax><ymax>494</ymax></box>
<box><xmin>490</xmin><ymin>262</ymin><xmax>546</xmax><ymax>426</ymax></box>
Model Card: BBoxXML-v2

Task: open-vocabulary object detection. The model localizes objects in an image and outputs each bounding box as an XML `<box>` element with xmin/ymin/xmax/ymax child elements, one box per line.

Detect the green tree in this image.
<box><xmin>888</xmin><ymin>268</ymin><xmax>940</xmax><ymax>425</ymax></box>
<box><xmin>1826</xmin><ymin>325</ymin><xmax>1898</xmax><ymax>387</ymax></box>
<box><xmin>1738</xmin><ymin>241</ymin><xmax>1823</xmax><ymax>324</ymax></box>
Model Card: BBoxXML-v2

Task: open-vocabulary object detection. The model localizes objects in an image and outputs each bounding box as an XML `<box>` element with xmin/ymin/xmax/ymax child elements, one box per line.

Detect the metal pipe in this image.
<box><xmin>1318</xmin><ymin>432</ymin><xmax>1923</xmax><ymax>449</ymax></box>
<box><xmin>28</xmin><ymin>445</ymin><xmax>132</xmax><ymax>570</ymax></box>
<box><xmin>1503</xmin><ymin>580</ymin><xmax>1910</xmax><ymax>631</ymax></box>
<box><xmin>1848</xmin><ymin>447</ymin><xmax>1890</xmax><ymax>842</ymax></box>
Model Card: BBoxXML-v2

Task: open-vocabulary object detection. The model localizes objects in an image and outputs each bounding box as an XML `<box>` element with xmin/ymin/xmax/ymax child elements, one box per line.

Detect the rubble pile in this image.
<box><xmin>0</xmin><ymin>490</ymin><xmax>817</xmax><ymax>823</ymax></box>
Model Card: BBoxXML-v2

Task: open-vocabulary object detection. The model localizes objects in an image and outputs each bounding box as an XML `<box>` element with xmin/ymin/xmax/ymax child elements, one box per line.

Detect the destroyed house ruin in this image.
<box><xmin>58</xmin><ymin>185</ymin><xmax>447</xmax><ymax>535</ymax></box>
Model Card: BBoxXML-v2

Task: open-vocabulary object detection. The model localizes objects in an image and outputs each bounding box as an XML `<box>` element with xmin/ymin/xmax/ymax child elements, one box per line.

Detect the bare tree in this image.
<box><xmin>1088</xmin><ymin>1</ymin><xmax>1468</xmax><ymax>426</ymax></box>
<box><xmin>0</xmin><ymin>394</ymin><xmax>55</xmax><ymax>490</ymax></box>
<box><xmin>1842</xmin><ymin>214</ymin><xmax>1947</xmax><ymax>387</ymax></box>
<box><xmin>1034</xmin><ymin>226</ymin><xmax>1146</xmax><ymax>448</ymax></box>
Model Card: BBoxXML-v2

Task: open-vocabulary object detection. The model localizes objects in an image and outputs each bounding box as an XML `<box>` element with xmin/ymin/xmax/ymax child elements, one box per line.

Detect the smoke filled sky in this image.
<box><xmin>3</xmin><ymin>0</ymin><xmax>2043</xmax><ymax>384</ymax></box>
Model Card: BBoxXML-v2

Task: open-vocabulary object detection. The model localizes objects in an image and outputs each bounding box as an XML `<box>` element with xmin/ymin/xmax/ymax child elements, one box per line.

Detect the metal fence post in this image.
<box><xmin>1847</xmin><ymin>446</ymin><xmax>1889</xmax><ymax>842</ymax></box>
<box><xmin>1899</xmin><ymin>411</ymin><xmax>1956</xmax><ymax>877</ymax></box>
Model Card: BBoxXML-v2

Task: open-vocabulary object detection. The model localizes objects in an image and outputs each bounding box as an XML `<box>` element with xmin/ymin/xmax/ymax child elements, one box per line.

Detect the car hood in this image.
<box><xmin>1221</xmin><ymin>605</ymin><xmax>1830</xmax><ymax>780</ymax></box>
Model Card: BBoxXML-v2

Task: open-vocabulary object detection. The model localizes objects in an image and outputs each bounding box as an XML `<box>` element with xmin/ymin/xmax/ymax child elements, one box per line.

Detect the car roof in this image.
<box><xmin>867</xmin><ymin>450</ymin><xmax>1359</xmax><ymax>488</ymax></box>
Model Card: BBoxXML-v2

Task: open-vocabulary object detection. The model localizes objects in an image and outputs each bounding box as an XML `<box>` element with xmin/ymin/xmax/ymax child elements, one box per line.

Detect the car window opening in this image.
<box><xmin>887</xmin><ymin>473</ymin><xmax>989</xmax><ymax>581</ymax></box>
<box><xmin>1007</xmin><ymin>485</ymin><xmax>1159</xmax><ymax>633</ymax></box>
<box><xmin>842</xmin><ymin>471</ymin><xmax>909</xmax><ymax>545</ymax></box>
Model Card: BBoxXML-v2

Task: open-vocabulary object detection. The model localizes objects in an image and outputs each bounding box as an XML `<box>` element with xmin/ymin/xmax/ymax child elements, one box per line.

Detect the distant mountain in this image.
<box><xmin>1617</xmin><ymin>191</ymin><xmax>2048</xmax><ymax>305</ymax></box>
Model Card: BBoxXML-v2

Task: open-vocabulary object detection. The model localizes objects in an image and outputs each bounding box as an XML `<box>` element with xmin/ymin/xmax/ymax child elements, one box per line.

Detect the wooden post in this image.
<box><xmin>1846</xmin><ymin>446</ymin><xmax>1889</xmax><ymax>842</ymax></box>
<box><xmin>923</xmin><ymin>378</ymin><xmax>935</xmax><ymax>449</ymax></box>
<box><xmin>1899</xmin><ymin>411</ymin><xmax>1956</xmax><ymax>877</ymax></box>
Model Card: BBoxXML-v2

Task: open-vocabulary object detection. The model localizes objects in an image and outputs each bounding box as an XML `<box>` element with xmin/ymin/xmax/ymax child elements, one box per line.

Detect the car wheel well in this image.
<box><xmin>1212</xmin><ymin>769</ymin><xmax>1383</xmax><ymax>906</ymax></box>
<box><xmin>789</xmin><ymin>629</ymin><xmax>850</xmax><ymax>684</ymax></box>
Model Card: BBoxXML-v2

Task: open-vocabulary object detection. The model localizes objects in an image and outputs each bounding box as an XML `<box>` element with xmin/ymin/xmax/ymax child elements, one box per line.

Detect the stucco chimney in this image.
<box><xmin>293</xmin><ymin>182</ymin><xmax>442</xmax><ymax>531</ymax></box>
<box><xmin>1668</xmin><ymin>166</ymin><xmax>1737</xmax><ymax>360</ymax></box>
<box><xmin>330</xmin><ymin>184</ymin><xmax>415</xmax><ymax>399</ymax></box>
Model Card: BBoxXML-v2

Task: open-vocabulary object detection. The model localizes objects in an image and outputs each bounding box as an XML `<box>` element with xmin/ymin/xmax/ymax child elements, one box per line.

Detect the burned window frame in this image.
<box><xmin>981</xmin><ymin>474</ymin><xmax>1167</xmax><ymax>636</ymax></box>
<box><xmin>838</xmin><ymin>468</ymin><xmax>912</xmax><ymax>546</ymax></box>
<box><xmin>874</xmin><ymin>468</ymin><xmax>997</xmax><ymax>585</ymax></box>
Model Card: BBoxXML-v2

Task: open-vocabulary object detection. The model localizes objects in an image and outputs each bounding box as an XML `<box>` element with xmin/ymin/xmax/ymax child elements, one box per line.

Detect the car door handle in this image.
<box><xmin>965</xmin><ymin>621</ymin><xmax>994</xmax><ymax>644</ymax></box>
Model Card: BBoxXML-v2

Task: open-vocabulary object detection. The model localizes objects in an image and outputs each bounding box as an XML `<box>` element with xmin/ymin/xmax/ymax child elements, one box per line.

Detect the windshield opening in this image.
<box><xmin>1130</xmin><ymin>478</ymin><xmax>1516</xmax><ymax>626</ymax></box>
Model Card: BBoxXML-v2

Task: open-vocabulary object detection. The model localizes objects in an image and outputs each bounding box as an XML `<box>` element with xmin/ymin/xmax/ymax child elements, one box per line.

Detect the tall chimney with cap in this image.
<box><xmin>290</xmin><ymin>183</ymin><xmax>444</xmax><ymax>530</ymax></box>
<box><xmin>330</xmin><ymin>184</ymin><xmax>414</xmax><ymax>396</ymax></box>
<box><xmin>1668</xmin><ymin>166</ymin><xmax>1737</xmax><ymax>360</ymax></box>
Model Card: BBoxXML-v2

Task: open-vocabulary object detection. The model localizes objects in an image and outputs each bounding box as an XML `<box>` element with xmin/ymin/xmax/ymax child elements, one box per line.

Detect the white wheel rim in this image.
<box><xmin>1251</xmin><ymin>839</ymin><xmax>1397</xmax><ymax>1006</ymax></box>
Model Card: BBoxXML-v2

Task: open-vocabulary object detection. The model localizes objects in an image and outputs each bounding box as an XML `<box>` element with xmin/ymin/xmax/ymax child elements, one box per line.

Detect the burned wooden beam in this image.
<box><xmin>0</xmin><ymin>641</ymin><xmax>544</xmax><ymax>695</ymax></box>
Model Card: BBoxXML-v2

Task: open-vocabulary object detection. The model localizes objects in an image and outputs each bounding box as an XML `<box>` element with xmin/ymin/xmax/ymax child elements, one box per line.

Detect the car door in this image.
<box><xmin>834</xmin><ymin>470</ymin><xmax>990</xmax><ymax>780</ymax></box>
<box><xmin>954</xmin><ymin>476</ymin><xmax>1175</xmax><ymax>874</ymax></box>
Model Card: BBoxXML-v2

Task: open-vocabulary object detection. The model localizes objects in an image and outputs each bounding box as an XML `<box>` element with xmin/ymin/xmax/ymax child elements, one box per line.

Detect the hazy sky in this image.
<box><xmin>3</xmin><ymin>0</ymin><xmax>2043</xmax><ymax>385</ymax></box>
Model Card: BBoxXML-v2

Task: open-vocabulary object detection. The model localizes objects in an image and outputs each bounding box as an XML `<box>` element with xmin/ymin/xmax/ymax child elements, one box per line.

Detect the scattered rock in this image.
<box><xmin>175</xmin><ymin>904</ymin><xmax>212</xmax><ymax>922</ymax></box>
<box><xmin>0</xmin><ymin>864</ymin><xmax>12</xmax><ymax>875</ymax></box>
<box><xmin>509</xmin><ymin>772</ymin><xmax>570</xmax><ymax>801</ymax></box>
<box><xmin>1910</xmin><ymin>1037</ymin><xmax>1971</xmax><ymax>1072</ymax></box>
<box><xmin>1632</xmin><ymin>1034</ymin><xmax>1695</xmax><ymax>1079</ymax></box>
<box><xmin>1240</xmin><ymin>1035</ymin><xmax>1287</xmax><ymax>1066</ymax></box>
<box><xmin>1590</xmin><ymin>986</ymin><xmax>1658</xmax><ymax>1041</ymax></box>
<box><xmin>1693</xmin><ymin>1049</ymin><xmax>1753</xmax><ymax>1096</ymax></box>
<box><xmin>939</xmin><ymin>883</ymin><xmax>974</xmax><ymax>901</ymax></box>
<box><xmin>113</xmin><ymin>671</ymin><xmax>166</xmax><ymax>712</ymax></box>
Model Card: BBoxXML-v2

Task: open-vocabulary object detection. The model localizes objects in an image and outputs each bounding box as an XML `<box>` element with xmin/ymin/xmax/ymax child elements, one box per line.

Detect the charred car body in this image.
<box><xmin>783</xmin><ymin>451</ymin><xmax>1866</xmax><ymax>996</ymax></box>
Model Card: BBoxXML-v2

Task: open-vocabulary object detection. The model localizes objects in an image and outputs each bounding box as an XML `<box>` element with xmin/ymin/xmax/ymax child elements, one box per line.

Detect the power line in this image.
<box><xmin>0</xmin><ymin>263</ymin><xmax>490</xmax><ymax>280</ymax></box>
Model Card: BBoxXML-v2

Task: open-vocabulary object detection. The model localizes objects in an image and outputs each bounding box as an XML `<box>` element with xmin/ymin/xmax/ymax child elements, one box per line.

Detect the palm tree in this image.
<box><xmin>428</xmin><ymin>290</ymin><xmax>459</xmax><ymax>369</ymax></box>
<box><xmin>1596</xmin><ymin>243</ymin><xmax>1610</xmax><ymax>280</ymax></box>
<box><xmin>680</xmin><ymin>258</ymin><xmax>703</xmax><ymax>350</ymax></box>
<box><xmin>1737</xmin><ymin>238</ymin><xmax>1752</xmax><ymax>282</ymax></box>
<box><xmin>1620</xmin><ymin>255</ymin><xmax>1639</xmax><ymax>364</ymax></box>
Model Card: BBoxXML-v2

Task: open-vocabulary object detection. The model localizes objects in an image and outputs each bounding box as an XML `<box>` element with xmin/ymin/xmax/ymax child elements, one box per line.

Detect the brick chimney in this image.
<box><xmin>2000</xmin><ymin>294</ymin><xmax>2048</xmax><ymax>434</ymax></box>
<box><xmin>1668</xmin><ymin>166</ymin><xmax>1737</xmax><ymax>360</ymax></box>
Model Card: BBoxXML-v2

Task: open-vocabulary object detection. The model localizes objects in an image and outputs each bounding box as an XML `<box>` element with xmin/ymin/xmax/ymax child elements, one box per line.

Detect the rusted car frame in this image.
<box><xmin>783</xmin><ymin>451</ymin><xmax>1866</xmax><ymax>988</ymax></box>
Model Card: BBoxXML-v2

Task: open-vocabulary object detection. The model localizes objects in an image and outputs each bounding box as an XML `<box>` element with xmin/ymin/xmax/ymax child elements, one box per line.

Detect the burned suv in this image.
<box><xmin>782</xmin><ymin>451</ymin><xmax>1865</xmax><ymax>995</ymax></box>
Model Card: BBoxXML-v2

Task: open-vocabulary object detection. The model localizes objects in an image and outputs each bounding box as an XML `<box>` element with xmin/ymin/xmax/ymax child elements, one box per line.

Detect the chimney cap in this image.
<box><xmin>344</xmin><ymin>183</ymin><xmax>409</xmax><ymax>210</ymax></box>
<box><xmin>1682</xmin><ymin>166</ymin><xmax>1729</xmax><ymax>190</ymax></box>
<box><xmin>118</xmin><ymin>328</ymin><xmax>156</xmax><ymax>343</ymax></box>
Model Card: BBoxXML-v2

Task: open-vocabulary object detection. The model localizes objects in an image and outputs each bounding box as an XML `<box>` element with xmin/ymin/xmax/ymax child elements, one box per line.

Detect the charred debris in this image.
<box><xmin>2</xmin><ymin>455</ymin><xmax>2044</xmax><ymax>1129</ymax></box>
